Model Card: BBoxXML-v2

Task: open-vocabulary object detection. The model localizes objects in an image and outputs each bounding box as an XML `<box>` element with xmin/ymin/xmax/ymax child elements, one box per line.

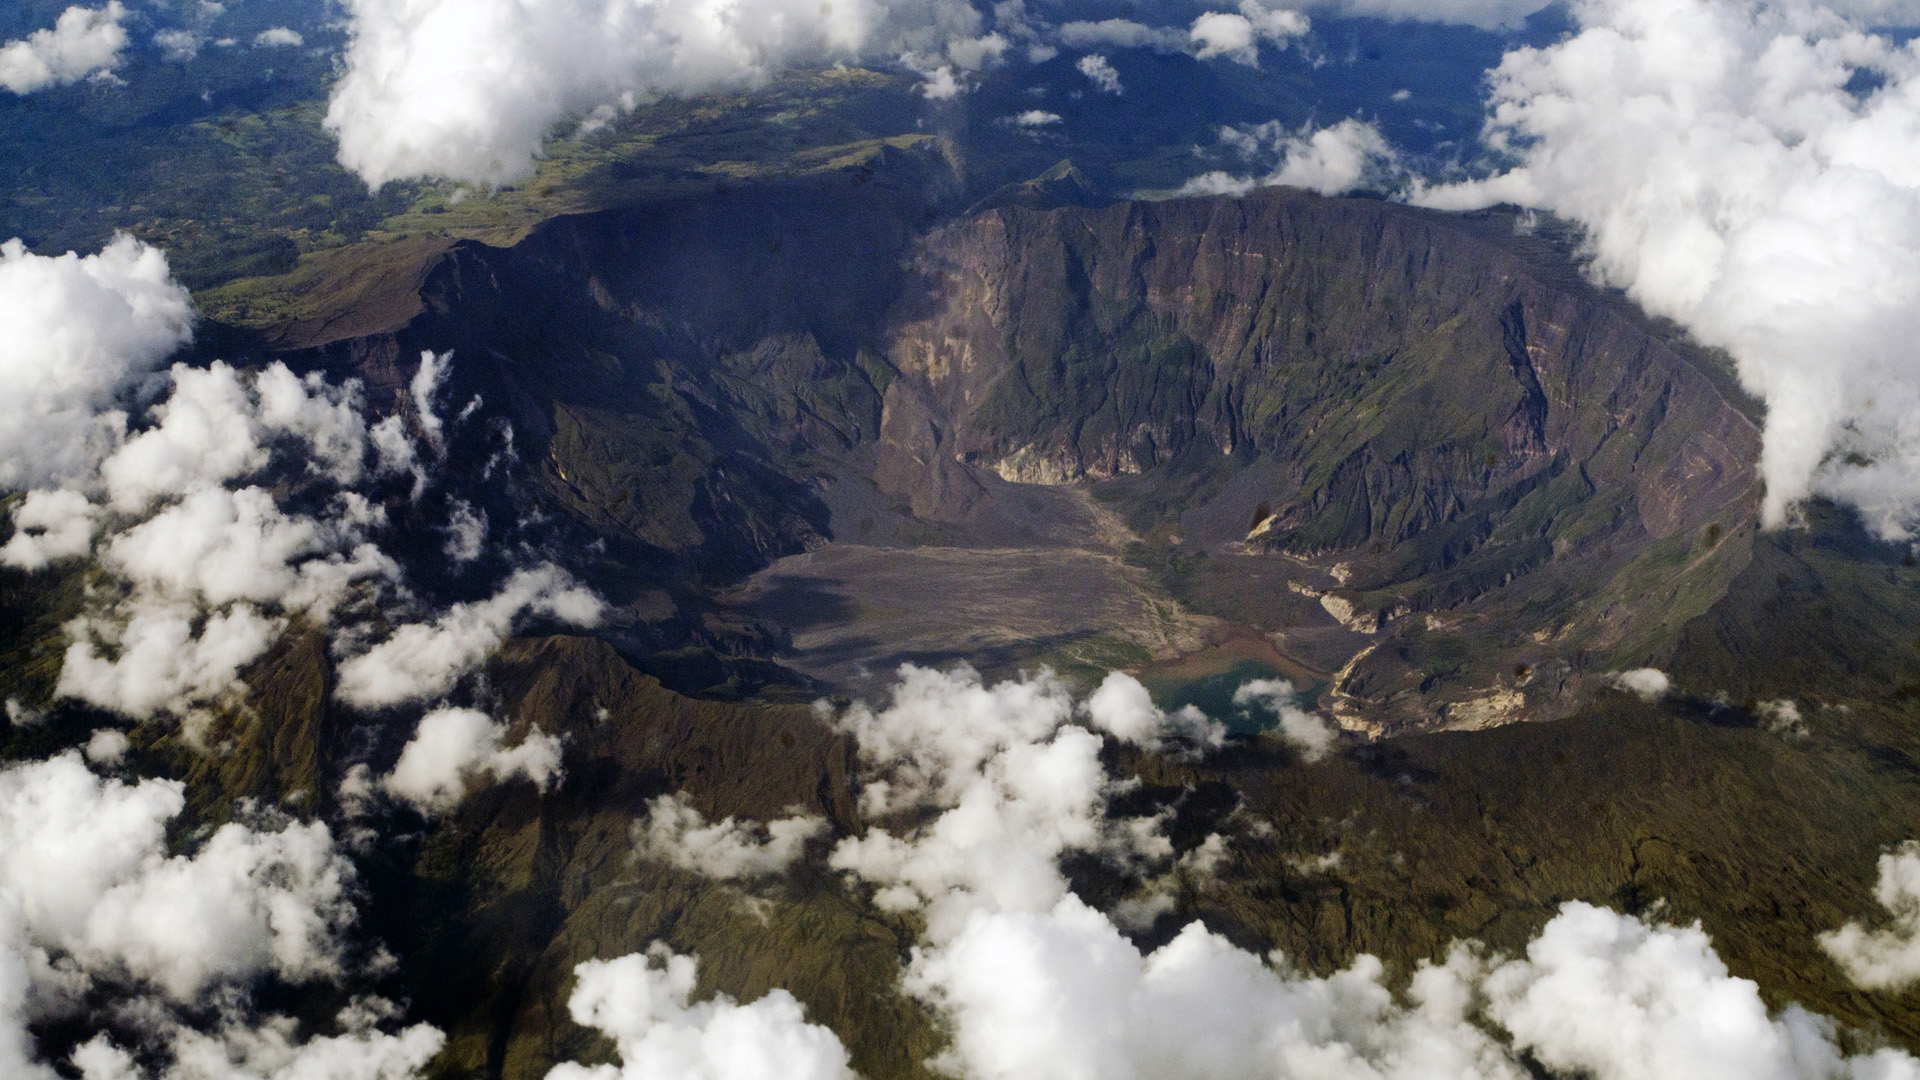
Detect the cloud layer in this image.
<box><xmin>381</xmin><ymin>707</ymin><xmax>563</xmax><ymax>814</ymax></box>
<box><xmin>547</xmin><ymin>946</ymin><xmax>854</xmax><ymax>1080</ymax></box>
<box><xmin>1178</xmin><ymin>117</ymin><xmax>1399</xmax><ymax>197</ymax></box>
<box><xmin>0</xmin><ymin>236</ymin><xmax>195</xmax><ymax>491</ymax></box>
<box><xmin>633</xmin><ymin>794</ymin><xmax>826</xmax><ymax>881</ymax></box>
<box><xmin>334</xmin><ymin>564</ymin><xmax>605</xmax><ymax>709</ymax></box>
<box><xmin>325</xmin><ymin>0</ymin><xmax>986</xmax><ymax>187</ymax></box>
<box><xmin>0</xmin><ymin>752</ymin><xmax>443</xmax><ymax>1080</ymax></box>
<box><xmin>1419</xmin><ymin>0</ymin><xmax>1920</xmax><ymax>538</ymax></box>
<box><xmin>0</xmin><ymin>3</ymin><xmax>127</xmax><ymax>95</ymax></box>
<box><xmin>814</xmin><ymin>664</ymin><xmax>1920</xmax><ymax>1080</ymax></box>
<box><xmin>1822</xmin><ymin>841</ymin><xmax>1920</xmax><ymax>989</ymax></box>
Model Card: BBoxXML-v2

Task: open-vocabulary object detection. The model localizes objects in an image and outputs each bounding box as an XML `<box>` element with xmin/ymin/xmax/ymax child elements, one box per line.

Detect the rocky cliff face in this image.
<box><xmin>275</xmin><ymin>178</ymin><xmax>1912</xmax><ymax>730</ymax></box>
<box><xmin>874</xmin><ymin>192</ymin><xmax>1764</xmax><ymax>729</ymax></box>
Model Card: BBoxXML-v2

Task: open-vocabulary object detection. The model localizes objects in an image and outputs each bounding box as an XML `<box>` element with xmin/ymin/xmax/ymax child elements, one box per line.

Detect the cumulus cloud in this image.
<box><xmin>1057</xmin><ymin>19</ymin><xmax>1185</xmax><ymax>52</ymax></box>
<box><xmin>253</xmin><ymin>27</ymin><xmax>303</xmax><ymax>48</ymax></box>
<box><xmin>1233</xmin><ymin>678</ymin><xmax>1336</xmax><ymax>760</ymax></box>
<box><xmin>1048</xmin><ymin>5</ymin><xmax>1306</xmax><ymax>67</ymax></box>
<box><xmin>1191</xmin><ymin>1</ymin><xmax>1310</xmax><ymax>66</ymax></box>
<box><xmin>0</xmin><ymin>753</ymin><xmax>357</xmax><ymax>1002</ymax></box>
<box><xmin>153</xmin><ymin>29</ymin><xmax>202</xmax><ymax>63</ymax></box>
<box><xmin>1417</xmin><ymin>0</ymin><xmax>1920</xmax><ymax>538</ymax></box>
<box><xmin>547</xmin><ymin>945</ymin><xmax>854</xmax><ymax>1080</ymax></box>
<box><xmin>37</xmin><ymin>361</ymin><xmax>396</xmax><ymax>722</ymax></box>
<box><xmin>0</xmin><ymin>236</ymin><xmax>194</xmax><ymax>491</ymax></box>
<box><xmin>408</xmin><ymin>350</ymin><xmax>450</xmax><ymax>456</ymax></box>
<box><xmin>1489</xmin><ymin>901</ymin><xmax>1920</xmax><ymax>1080</ymax></box>
<box><xmin>59</xmin><ymin>600</ymin><xmax>283</xmax><ymax>719</ymax></box>
<box><xmin>442</xmin><ymin>500</ymin><xmax>486</xmax><ymax>563</ymax></box>
<box><xmin>910</xmin><ymin>894</ymin><xmax>1522</xmax><ymax>1080</ymax></box>
<box><xmin>1821</xmin><ymin>841</ymin><xmax>1920</xmax><ymax>989</ymax></box>
<box><xmin>1177</xmin><ymin>117</ymin><xmax>1398</xmax><ymax>197</ymax></box>
<box><xmin>1607</xmin><ymin>668</ymin><xmax>1672</xmax><ymax>702</ymax></box>
<box><xmin>334</xmin><ymin>564</ymin><xmax>604</xmax><ymax>709</ymax></box>
<box><xmin>1290</xmin><ymin>0</ymin><xmax>1550</xmax><ymax>28</ymax></box>
<box><xmin>1758</xmin><ymin>698</ymin><xmax>1808</xmax><ymax>735</ymax></box>
<box><xmin>0</xmin><ymin>3</ymin><xmax>128</xmax><ymax>95</ymax></box>
<box><xmin>633</xmin><ymin>794</ymin><xmax>826</xmax><ymax>881</ymax></box>
<box><xmin>102</xmin><ymin>360</ymin><xmax>369</xmax><ymax>512</ymax></box>
<box><xmin>32</xmin><ymin>357</ymin><xmax>399</xmax><ymax>721</ymax></box>
<box><xmin>0</xmin><ymin>760</ymin><xmax>442</xmax><ymax>1076</ymax></box>
<box><xmin>1015</xmin><ymin>109</ymin><xmax>1061</xmax><ymax>125</ymax></box>
<box><xmin>72</xmin><ymin>1011</ymin><xmax>443</xmax><ymax>1080</ymax></box>
<box><xmin>919</xmin><ymin>892</ymin><xmax>1920</xmax><ymax>1080</ymax></box>
<box><xmin>325</xmin><ymin>0</ymin><xmax>987</xmax><ymax>187</ymax></box>
<box><xmin>824</xmin><ymin>665</ymin><xmax>1187</xmax><ymax>939</ymax></box>
<box><xmin>1084</xmin><ymin>671</ymin><xmax>1226</xmax><ymax>752</ymax></box>
<box><xmin>104</xmin><ymin>487</ymin><xmax>391</xmax><ymax>616</ymax></box>
<box><xmin>0</xmin><ymin>907</ymin><xmax>48</xmax><ymax>1080</ymax></box>
<box><xmin>84</xmin><ymin>728</ymin><xmax>129</xmax><ymax>766</ymax></box>
<box><xmin>1</xmin><ymin>489</ymin><xmax>98</xmax><ymax>569</ymax></box>
<box><xmin>1076</xmin><ymin>52</ymin><xmax>1121</xmax><ymax>93</ymax></box>
<box><xmin>381</xmin><ymin>707</ymin><xmax>563</xmax><ymax>814</ymax></box>
<box><xmin>813</xmin><ymin>664</ymin><xmax>1920</xmax><ymax>1080</ymax></box>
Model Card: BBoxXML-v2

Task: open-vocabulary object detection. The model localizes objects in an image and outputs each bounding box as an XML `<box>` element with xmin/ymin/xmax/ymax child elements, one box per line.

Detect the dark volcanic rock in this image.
<box><xmin>874</xmin><ymin>191</ymin><xmax>1764</xmax><ymax>729</ymax></box>
<box><xmin>258</xmin><ymin>182</ymin><xmax>1916</xmax><ymax>729</ymax></box>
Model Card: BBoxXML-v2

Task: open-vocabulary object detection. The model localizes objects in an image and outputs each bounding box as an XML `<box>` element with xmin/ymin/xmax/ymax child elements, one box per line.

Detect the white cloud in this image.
<box><xmin>325</xmin><ymin>0</ymin><xmax>986</xmax><ymax>187</ymax></box>
<box><xmin>41</xmin><ymin>358</ymin><xmax>394</xmax><ymax>722</ymax></box>
<box><xmin>0</xmin><ymin>753</ymin><xmax>358</xmax><ymax>1002</ymax></box>
<box><xmin>1416</xmin><ymin>0</ymin><xmax>1920</xmax><ymax>539</ymax></box>
<box><xmin>102</xmin><ymin>361</ymin><xmax>369</xmax><ymax>513</ymax></box>
<box><xmin>1084</xmin><ymin>671</ymin><xmax>1226</xmax><ymax>752</ymax></box>
<box><xmin>1177</xmin><ymin>117</ymin><xmax>1398</xmax><ymax>197</ymax></box>
<box><xmin>903</xmin><ymin>53</ymin><xmax>966</xmax><ymax>99</ymax></box>
<box><xmin>153</xmin><ymin>29</ymin><xmax>202</xmax><ymax>63</ymax></box>
<box><xmin>253</xmin><ymin>27</ymin><xmax>303</xmax><ymax>48</ymax></box>
<box><xmin>1004</xmin><ymin>108</ymin><xmax>1061</xmax><ymax>126</ymax></box>
<box><xmin>45</xmin><ymin>407</ymin><xmax>389</xmax><ymax>723</ymax></box>
<box><xmin>78</xmin><ymin>1011</ymin><xmax>443</xmax><ymax>1080</ymax></box>
<box><xmin>1821</xmin><ymin>841</ymin><xmax>1920</xmax><ymax>989</ymax></box>
<box><xmin>1</xmin><ymin>489</ymin><xmax>99</xmax><ymax>569</ymax></box>
<box><xmin>1233</xmin><ymin>678</ymin><xmax>1336</xmax><ymax>761</ymax></box>
<box><xmin>546</xmin><ymin>945</ymin><xmax>854</xmax><ymax>1080</ymax></box>
<box><xmin>104</xmin><ymin>487</ymin><xmax>389</xmax><ymax>616</ymax></box>
<box><xmin>84</xmin><ymin>729</ymin><xmax>129</xmax><ymax>766</ymax></box>
<box><xmin>1190</xmin><ymin>12</ymin><xmax>1260</xmax><ymax>63</ymax></box>
<box><xmin>1607</xmin><ymin>668</ymin><xmax>1672</xmax><ymax>702</ymax></box>
<box><xmin>1191</xmin><ymin>2</ymin><xmax>1309</xmax><ymax>66</ymax></box>
<box><xmin>811</xmin><ymin>665</ymin><xmax>1920</xmax><ymax>1080</ymax></box>
<box><xmin>59</xmin><ymin>600</ymin><xmax>283</xmax><ymax>719</ymax></box>
<box><xmin>381</xmin><ymin>707</ymin><xmax>563</xmax><ymax>814</ymax></box>
<box><xmin>0</xmin><ymin>4</ymin><xmax>128</xmax><ymax>95</ymax></box>
<box><xmin>0</xmin><ymin>236</ymin><xmax>193</xmax><ymax>491</ymax></box>
<box><xmin>408</xmin><ymin>351</ymin><xmax>450</xmax><ymax>456</ymax></box>
<box><xmin>334</xmin><ymin>564</ymin><xmax>605</xmax><ymax>709</ymax></box>
<box><xmin>1291</xmin><ymin>0</ymin><xmax>1551</xmax><ymax>29</ymax></box>
<box><xmin>0</xmin><ymin>906</ymin><xmax>53</xmax><ymax>1080</ymax></box>
<box><xmin>1758</xmin><ymin>698</ymin><xmax>1808</xmax><ymax>736</ymax></box>
<box><xmin>946</xmin><ymin>30</ymin><xmax>1007</xmax><ymax>71</ymax></box>
<box><xmin>1076</xmin><ymin>53</ymin><xmax>1121</xmax><ymax>93</ymax></box>
<box><xmin>443</xmin><ymin>500</ymin><xmax>486</xmax><ymax>563</ymax></box>
<box><xmin>632</xmin><ymin>793</ymin><xmax>826</xmax><ymax>881</ymax></box>
<box><xmin>1489</xmin><ymin>901</ymin><xmax>1920</xmax><ymax>1080</ymax></box>
<box><xmin>909</xmin><ymin>894</ymin><xmax>1521</xmax><ymax>1080</ymax></box>
<box><xmin>1057</xmin><ymin>19</ymin><xmax>1185</xmax><ymax>52</ymax></box>
<box><xmin>824</xmin><ymin>665</ymin><xmax>1176</xmax><ymax>939</ymax></box>
<box><xmin>911</xmin><ymin>892</ymin><xmax>1920</xmax><ymax>1080</ymax></box>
